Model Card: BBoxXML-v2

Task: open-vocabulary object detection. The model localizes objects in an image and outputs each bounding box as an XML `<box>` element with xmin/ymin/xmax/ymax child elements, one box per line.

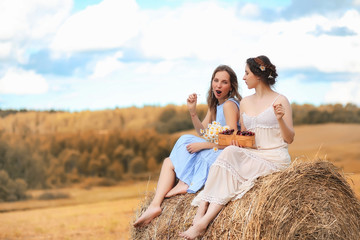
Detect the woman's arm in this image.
<box><xmin>187</xmin><ymin>93</ymin><xmax>211</xmax><ymax>136</ymax></box>
<box><xmin>274</xmin><ymin>96</ymin><xmax>295</xmax><ymax>144</ymax></box>
<box><xmin>223</xmin><ymin>100</ymin><xmax>240</xmax><ymax>131</ymax></box>
<box><xmin>190</xmin><ymin>109</ymin><xmax>210</xmax><ymax>136</ymax></box>
<box><xmin>230</xmin><ymin>100</ymin><xmax>246</xmax><ymax>147</ymax></box>
<box><xmin>239</xmin><ymin>98</ymin><xmax>247</xmax><ymax>131</ymax></box>
<box><xmin>186</xmin><ymin>141</ymin><xmax>217</xmax><ymax>153</ymax></box>
<box><xmin>186</xmin><ymin>100</ymin><xmax>239</xmax><ymax>153</ymax></box>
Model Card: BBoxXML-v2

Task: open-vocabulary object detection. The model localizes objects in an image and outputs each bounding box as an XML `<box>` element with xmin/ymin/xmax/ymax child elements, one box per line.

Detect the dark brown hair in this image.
<box><xmin>246</xmin><ymin>55</ymin><xmax>278</xmax><ymax>86</ymax></box>
<box><xmin>206</xmin><ymin>65</ymin><xmax>242</xmax><ymax>122</ymax></box>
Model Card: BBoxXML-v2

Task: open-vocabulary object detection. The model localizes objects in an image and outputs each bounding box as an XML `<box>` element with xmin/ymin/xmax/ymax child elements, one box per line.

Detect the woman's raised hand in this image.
<box><xmin>187</xmin><ymin>93</ymin><xmax>197</xmax><ymax>113</ymax></box>
<box><xmin>273</xmin><ymin>103</ymin><xmax>285</xmax><ymax>120</ymax></box>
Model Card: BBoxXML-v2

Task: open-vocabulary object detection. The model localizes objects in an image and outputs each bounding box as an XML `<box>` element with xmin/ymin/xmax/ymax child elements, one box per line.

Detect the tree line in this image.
<box><xmin>0</xmin><ymin>103</ymin><xmax>359</xmax><ymax>201</ymax></box>
<box><xmin>291</xmin><ymin>103</ymin><xmax>360</xmax><ymax>125</ymax></box>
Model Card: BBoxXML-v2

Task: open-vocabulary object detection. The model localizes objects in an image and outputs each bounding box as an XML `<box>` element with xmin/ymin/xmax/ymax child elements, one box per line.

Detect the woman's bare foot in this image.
<box><xmin>133</xmin><ymin>205</ymin><xmax>162</xmax><ymax>227</ymax></box>
<box><xmin>165</xmin><ymin>181</ymin><xmax>188</xmax><ymax>198</ymax></box>
<box><xmin>179</xmin><ymin>222</ymin><xmax>207</xmax><ymax>240</ymax></box>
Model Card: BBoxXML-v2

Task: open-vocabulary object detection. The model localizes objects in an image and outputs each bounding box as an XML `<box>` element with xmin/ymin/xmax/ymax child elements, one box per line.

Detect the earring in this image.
<box><xmin>229</xmin><ymin>90</ymin><xmax>232</xmax><ymax>96</ymax></box>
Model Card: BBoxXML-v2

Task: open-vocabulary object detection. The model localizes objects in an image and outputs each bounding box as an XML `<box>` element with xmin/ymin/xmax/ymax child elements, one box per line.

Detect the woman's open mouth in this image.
<box><xmin>214</xmin><ymin>90</ymin><xmax>222</xmax><ymax>98</ymax></box>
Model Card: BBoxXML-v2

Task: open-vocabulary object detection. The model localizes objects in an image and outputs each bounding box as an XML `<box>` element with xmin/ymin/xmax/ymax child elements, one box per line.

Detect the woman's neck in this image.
<box><xmin>254</xmin><ymin>84</ymin><xmax>273</xmax><ymax>99</ymax></box>
<box><xmin>218</xmin><ymin>97</ymin><xmax>229</xmax><ymax>105</ymax></box>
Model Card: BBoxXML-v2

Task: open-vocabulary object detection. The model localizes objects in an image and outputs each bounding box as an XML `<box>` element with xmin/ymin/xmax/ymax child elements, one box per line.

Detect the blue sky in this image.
<box><xmin>0</xmin><ymin>0</ymin><xmax>359</xmax><ymax>111</ymax></box>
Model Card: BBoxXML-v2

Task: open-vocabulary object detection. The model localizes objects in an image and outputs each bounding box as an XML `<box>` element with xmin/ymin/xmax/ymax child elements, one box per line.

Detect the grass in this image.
<box><xmin>0</xmin><ymin>123</ymin><xmax>359</xmax><ymax>239</ymax></box>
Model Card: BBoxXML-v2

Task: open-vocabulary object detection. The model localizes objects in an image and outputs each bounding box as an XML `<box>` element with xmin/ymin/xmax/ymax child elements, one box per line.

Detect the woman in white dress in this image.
<box><xmin>180</xmin><ymin>55</ymin><xmax>295</xmax><ymax>239</ymax></box>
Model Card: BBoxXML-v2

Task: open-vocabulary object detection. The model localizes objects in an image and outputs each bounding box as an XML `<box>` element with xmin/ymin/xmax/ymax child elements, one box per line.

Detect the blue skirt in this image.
<box><xmin>169</xmin><ymin>134</ymin><xmax>223</xmax><ymax>193</ymax></box>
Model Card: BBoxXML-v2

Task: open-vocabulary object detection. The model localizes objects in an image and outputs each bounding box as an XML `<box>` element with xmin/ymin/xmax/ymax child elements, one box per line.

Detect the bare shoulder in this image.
<box><xmin>239</xmin><ymin>95</ymin><xmax>253</xmax><ymax>107</ymax></box>
<box><xmin>224</xmin><ymin>99</ymin><xmax>239</xmax><ymax>107</ymax></box>
<box><xmin>223</xmin><ymin>99</ymin><xmax>240</xmax><ymax>112</ymax></box>
<box><xmin>275</xmin><ymin>94</ymin><xmax>291</xmax><ymax>105</ymax></box>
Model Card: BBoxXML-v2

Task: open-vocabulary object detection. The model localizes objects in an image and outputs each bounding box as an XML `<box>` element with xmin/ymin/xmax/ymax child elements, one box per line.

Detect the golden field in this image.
<box><xmin>288</xmin><ymin>123</ymin><xmax>360</xmax><ymax>198</ymax></box>
<box><xmin>0</xmin><ymin>123</ymin><xmax>359</xmax><ymax>239</ymax></box>
<box><xmin>0</xmin><ymin>182</ymin><xmax>157</xmax><ymax>240</ymax></box>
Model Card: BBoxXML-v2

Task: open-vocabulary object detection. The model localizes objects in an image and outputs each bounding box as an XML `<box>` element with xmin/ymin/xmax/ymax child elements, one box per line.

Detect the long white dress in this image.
<box><xmin>192</xmin><ymin>96</ymin><xmax>291</xmax><ymax>206</ymax></box>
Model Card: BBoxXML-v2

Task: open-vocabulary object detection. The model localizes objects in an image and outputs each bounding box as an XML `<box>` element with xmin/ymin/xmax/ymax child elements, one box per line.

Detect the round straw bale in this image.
<box><xmin>131</xmin><ymin>161</ymin><xmax>360</xmax><ymax>240</ymax></box>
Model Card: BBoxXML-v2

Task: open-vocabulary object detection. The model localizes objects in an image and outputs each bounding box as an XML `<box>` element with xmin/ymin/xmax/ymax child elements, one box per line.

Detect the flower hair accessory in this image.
<box><xmin>268</xmin><ymin>73</ymin><xmax>274</xmax><ymax>79</ymax></box>
<box><xmin>254</xmin><ymin>57</ymin><xmax>266</xmax><ymax>71</ymax></box>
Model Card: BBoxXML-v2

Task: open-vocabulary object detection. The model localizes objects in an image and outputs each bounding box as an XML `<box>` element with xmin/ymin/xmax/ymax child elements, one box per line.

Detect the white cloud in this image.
<box><xmin>51</xmin><ymin>0</ymin><xmax>141</xmax><ymax>54</ymax></box>
<box><xmin>0</xmin><ymin>68</ymin><xmax>48</xmax><ymax>94</ymax></box>
<box><xmin>88</xmin><ymin>59</ymin><xmax>220</xmax><ymax>108</ymax></box>
<box><xmin>325</xmin><ymin>78</ymin><xmax>360</xmax><ymax>105</ymax></box>
<box><xmin>137</xmin><ymin>3</ymin><xmax>360</xmax><ymax>75</ymax></box>
<box><xmin>139</xmin><ymin>2</ymin><xmax>242</xmax><ymax>61</ymax></box>
<box><xmin>3</xmin><ymin>0</ymin><xmax>359</xmax><ymax>74</ymax></box>
<box><xmin>0</xmin><ymin>0</ymin><xmax>72</xmax><ymax>62</ymax></box>
<box><xmin>248</xmin><ymin>12</ymin><xmax>360</xmax><ymax>74</ymax></box>
<box><xmin>1</xmin><ymin>0</ymin><xmax>360</xmax><ymax>110</ymax></box>
<box><xmin>271</xmin><ymin>74</ymin><xmax>331</xmax><ymax>105</ymax></box>
<box><xmin>135</xmin><ymin>61</ymin><xmax>176</xmax><ymax>75</ymax></box>
<box><xmin>0</xmin><ymin>42</ymin><xmax>11</xmax><ymax>59</ymax></box>
<box><xmin>90</xmin><ymin>51</ymin><xmax>125</xmax><ymax>79</ymax></box>
<box><xmin>239</xmin><ymin>3</ymin><xmax>261</xmax><ymax>18</ymax></box>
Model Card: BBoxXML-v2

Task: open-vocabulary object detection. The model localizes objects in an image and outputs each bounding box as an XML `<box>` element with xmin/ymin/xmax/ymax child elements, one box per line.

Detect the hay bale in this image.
<box><xmin>131</xmin><ymin>161</ymin><xmax>360</xmax><ymax>240</ymax></box>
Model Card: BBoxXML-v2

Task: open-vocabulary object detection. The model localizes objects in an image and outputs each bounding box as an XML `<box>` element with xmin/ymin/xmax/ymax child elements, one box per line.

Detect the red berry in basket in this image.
<box><xmin>220</xmin><ymin>129</ymin><xmax>235</xmax><ymax>135</ymax></box>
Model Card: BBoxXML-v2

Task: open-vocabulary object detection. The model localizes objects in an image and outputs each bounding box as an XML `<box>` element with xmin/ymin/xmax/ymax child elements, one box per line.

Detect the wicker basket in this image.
<box><xmin>218</xmin><ymin>132</ymin><xmax>255</xmax><ymax>148</ymax></box>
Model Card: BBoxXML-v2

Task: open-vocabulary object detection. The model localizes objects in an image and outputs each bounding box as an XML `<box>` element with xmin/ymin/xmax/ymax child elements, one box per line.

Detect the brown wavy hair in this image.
<box><xmin>206</xmin><ymin>65</ymin><xmax>242</xmax><ymax>122</ymax></box>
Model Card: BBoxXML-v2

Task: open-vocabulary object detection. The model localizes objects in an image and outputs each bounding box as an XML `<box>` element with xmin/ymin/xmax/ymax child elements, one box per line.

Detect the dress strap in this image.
<box><xmin>271</xmin><ymin>94</ymin><xmax>281</xmax><ymax>105</ymax></box>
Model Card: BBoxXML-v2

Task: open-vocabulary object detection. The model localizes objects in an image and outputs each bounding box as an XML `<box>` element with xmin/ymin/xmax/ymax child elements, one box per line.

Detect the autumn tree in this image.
<box><xmin>0</xmin><ymin>170</ymin><xmax>28</xmax><ymax>202</ymax></box>
<box><xmin>129</xmin><ymin>156</ymin><xmax>147</xmax><ymax>174</ymax></box>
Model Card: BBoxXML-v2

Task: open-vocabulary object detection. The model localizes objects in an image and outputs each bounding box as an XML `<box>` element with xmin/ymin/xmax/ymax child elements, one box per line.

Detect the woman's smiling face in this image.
<box><xmin>212</xmin><ymin>70</ymin><xmax>231</xmax><ymax>104</ymax></box>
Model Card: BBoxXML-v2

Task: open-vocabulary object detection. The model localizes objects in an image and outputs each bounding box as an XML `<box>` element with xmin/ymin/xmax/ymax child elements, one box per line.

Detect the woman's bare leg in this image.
<box><xmin>180</xmin><ymin>203</ymin><xmax>224</xmax><ymax>240</ymax></box>
<box><xmin>133</xmin><ymin>157</ymin><xmax>176</xmax><ymax>227</ymax></box>
<box><xmin>192</xmin><ymin>201</ymin><xmax>209</xmax><ymax>225</ymax></box>
<box><xmin>165</xmin><ymin>180</ymin><xmax>188</xmax><ymax>198</ymax></box>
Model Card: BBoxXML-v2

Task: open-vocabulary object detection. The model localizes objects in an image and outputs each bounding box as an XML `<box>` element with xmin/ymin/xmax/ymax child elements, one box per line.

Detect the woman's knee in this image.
<box><xmin>163</xmin><ymin>157</ymin><xmax>174</xmax><ymax>169</ymax></box>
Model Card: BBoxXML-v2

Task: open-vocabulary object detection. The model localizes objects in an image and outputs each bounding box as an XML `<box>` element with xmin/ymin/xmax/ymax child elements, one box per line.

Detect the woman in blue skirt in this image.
<box><xmin>134</xmin><ymin>65</ymin><xmax>241</xmax><ymax>227</ymax></box>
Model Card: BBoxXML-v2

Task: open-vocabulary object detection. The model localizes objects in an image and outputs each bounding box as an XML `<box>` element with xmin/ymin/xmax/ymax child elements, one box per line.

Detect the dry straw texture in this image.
<box><xmin>131</xmin><ymin>160</ymin><xmax>360</xmax><ymax>240</ymax></box>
